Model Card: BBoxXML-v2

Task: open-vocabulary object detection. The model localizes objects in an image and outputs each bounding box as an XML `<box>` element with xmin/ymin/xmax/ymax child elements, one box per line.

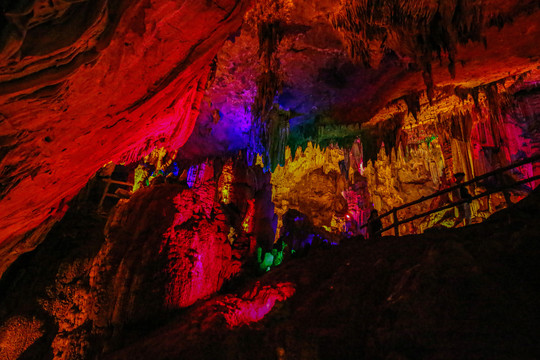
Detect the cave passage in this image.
<box><xmin>1</xmin><ymin>0</ymin><xmax>540</xmax><ymax>359</ymax></box>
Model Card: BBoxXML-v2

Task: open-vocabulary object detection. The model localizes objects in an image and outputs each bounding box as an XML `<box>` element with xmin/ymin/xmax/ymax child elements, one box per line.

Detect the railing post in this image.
<box><xmin>392</xmin><ymin>208</ymin><xmax>399</xmax><ymax>237</ymax></box>
<box><xmin>98</xmin><ymin>178</ymin><xmax>111</xmax><ymax>212</ymax></box>
<box><xmin>358</xmin><ymin>154</ymin><xmax>539</xmax><ymax>236</ymax></box>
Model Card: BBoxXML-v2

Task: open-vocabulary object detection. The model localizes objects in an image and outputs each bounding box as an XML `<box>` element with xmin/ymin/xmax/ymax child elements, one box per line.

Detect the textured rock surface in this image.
<box><xmin>0</xmin><ymin>316</ymin><xmax>43</xmax><ymax>360</ymax></box>
<box><xmin>272</xmin><ymin>143</ymin><xmax>348</xmax><ymax>232</ymax></box>
<box><xmin>105</xmin><ymin>188</ymin><xmax>540</xmax><ymax>360</ymax></box>
<box><xmin>0</xmin><ymin>0</ymin><xmax>251</xmax><ymax>274</ymax></box>
<box><xmin>0</xmin><ymin>203</ymin><xmax>107</xmax><ymax>359</ymax></box>
<box><xmin>1</xmin><ymin>0</ymin><xmax>540</xmax><ymax>274</ymax></box>
<box><xmin>0</xmin><ymin>172</ymin><xmax>261</xmax><ymax>359</ymax></box>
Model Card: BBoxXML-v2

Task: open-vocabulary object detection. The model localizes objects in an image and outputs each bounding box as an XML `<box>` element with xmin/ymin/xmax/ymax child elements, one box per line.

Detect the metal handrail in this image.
<box><xmin>360</xmin><ymin>153</ymin><xmax>540</xmax><ymax>236</ymax></box>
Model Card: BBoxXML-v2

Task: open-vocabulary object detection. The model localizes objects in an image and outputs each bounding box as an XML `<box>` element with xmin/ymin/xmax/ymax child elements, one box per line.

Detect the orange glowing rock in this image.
<box><xmin>0</xmin><ymin>316</ymin><xmax>43</xmax><ymax>359</ymax></box>
<box><xmin>0</xmin><ymin>0</ymin><xmax>252</xmax><ymax>275</ymax></box>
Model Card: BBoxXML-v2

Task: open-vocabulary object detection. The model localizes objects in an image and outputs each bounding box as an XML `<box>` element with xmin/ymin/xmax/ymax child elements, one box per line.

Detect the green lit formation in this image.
<box><xmin>257</xmin><ymin>243</ymin><xmax>287</xmax><ymax>272</ymax></box>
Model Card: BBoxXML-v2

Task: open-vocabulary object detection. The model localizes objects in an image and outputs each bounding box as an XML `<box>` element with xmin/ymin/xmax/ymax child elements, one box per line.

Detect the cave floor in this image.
<box><xmin>104</xmin><ymin>189</ymin><xmax>540</xmax><ymax>360</ymax></box>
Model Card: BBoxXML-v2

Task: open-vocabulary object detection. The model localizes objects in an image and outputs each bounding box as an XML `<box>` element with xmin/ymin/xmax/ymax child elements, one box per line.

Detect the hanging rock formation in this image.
<box><xmin>0</xmin><ymin>1</ymin><xmax>539</xmax><ymax>358</ymax></box>
<box><xmin>0</xmin><ymin>0</ymin><xmax>252</xmax><ymax>275</ymax></box>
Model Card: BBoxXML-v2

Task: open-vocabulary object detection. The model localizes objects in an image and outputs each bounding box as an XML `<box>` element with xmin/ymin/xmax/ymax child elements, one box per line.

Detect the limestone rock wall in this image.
<box><xmin>0</xmin><ymin>0</ymin><xmax>252</xmax><ymax>276</ymax></box>
<box><xmin>271</xmin><ymin>143</ymin><xmax>349</xmax><ymax>235</ymax></box>
<box><xmin>0</xmin><ymin>159</ymin><xmax>267</xmax><ymax>358</ymax></box>
<box><xmin>103</xmin><ymin>188</ymin><xmax>540</xmax><ymax>360</ymax></box>
<box><xmin>364</xmin><ymin>80</ymin><xmax>540</xmax><ymax>234</ymax></box>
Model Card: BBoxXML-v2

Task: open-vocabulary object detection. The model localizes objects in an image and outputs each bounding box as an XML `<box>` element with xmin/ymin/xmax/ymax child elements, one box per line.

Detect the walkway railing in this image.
<box><xmin>97</xmin><ymin>178</ymin><xmax>133</xmax><ymax>213</ymax></box>
<box><xmin>360</xmin><ymin>153</ymin><xmax>540</xmax><ymax>237</ymax></box>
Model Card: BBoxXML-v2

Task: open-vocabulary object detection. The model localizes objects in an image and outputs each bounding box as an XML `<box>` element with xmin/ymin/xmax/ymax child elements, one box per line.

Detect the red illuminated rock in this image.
<box><xmin>1</xmin><ymin>0</ymin><xmax>540</xmax><ymax>277</ymax></box>
<box><xmin>0</xmin><ymin>0</ymin><xmax>252</xmax><ymax>274</ymax></box>
<box><xmin>105</xmin><ymin>188</ymin><xmax>540</xmax><ymax>360</ymax></box>
<box><xmin>0</xmin><ymin>176</ymin><xmax>259</xmax><ymax>358</ymax></box>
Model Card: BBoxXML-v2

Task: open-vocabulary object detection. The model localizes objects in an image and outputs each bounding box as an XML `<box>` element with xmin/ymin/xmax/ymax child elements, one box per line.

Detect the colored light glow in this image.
<box><xmin>133</xmin><ymin>164</ymin><xmax>150</xmax><ymax>192</ymax></box>
<box><xmin>186</xmin><ymin>165</ymin><xmax>197</xmax><ymax>188</ymax></box>
<box><xmin>330</xmin><ymin>215</ymin><xmax>347</xmax><ymax>233</ymax></box>
<box><xmin>242</xmin><ymin>199</ymin><xmax>255</xmax><ymax>233</ymax></box>
<box><xmin>255</xmin><ymin>153</ymin><xmax>265</xmax><ymax>168</ymax></box>
<box><xmin>162</xmin><ymin>180</ymin><xmax>243</xmax><ymax>309</ymax></box>
<box><xmin>256</xmin><ymin>242</ymin><xmax>287</xmax><ymax>272</ymax></box>
<box><xmin>260</xmin><ymin>252</ymin><xmax>274</xmax><ymax>272</ymax></box>
<box><xmin>186</xmin><ymin>161</ymin><xmax>213</xmax><ymax>188</ymax></box>
<box><xmin>221</xmin><ymin>282</ymin><xmax>296</xmax><ymax>327</ymax></box>
<box><xmin>227</xmin><ymin>227</ymin><xmax>237</xmax><ymax>245</ymax></box>
<box><xmin>271</xmin><ymin>247</ymin><xmax>284</xmax><ymax>266</ymax></box>
<box><xmin>218</xmin><ymin>160</ymin><xmax>234</xmax><ymax>204</ymax></box>
<box><xmin>172</xmin><ymin>162</ymin><xmax>179</xmax><ymax>177</ymax></box>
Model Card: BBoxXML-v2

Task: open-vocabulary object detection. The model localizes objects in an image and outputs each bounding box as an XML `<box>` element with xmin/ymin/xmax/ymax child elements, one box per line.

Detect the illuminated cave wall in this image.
<box><xmin>271</xmin><ymin>142</ymin><xmax>349</xmax><ymax>236</ymax></box>
<box><xmin>108</xmin><ymin>159</ymin><xmax>271</xmax><ymax>311</ymax></box>
<box><xmin>268</xmin><ymin>76</ymin><xmax>539</xmax><ymax>237</ymax></box>
<box><xmin>0</xmin><ymin>157</ymin><xmax>282</xmax><ymax>359</ymax></box>
<box><xmin>363</xmin><ymin>78</ymin><xmax>540</xmax><ymax>234</ymax></box>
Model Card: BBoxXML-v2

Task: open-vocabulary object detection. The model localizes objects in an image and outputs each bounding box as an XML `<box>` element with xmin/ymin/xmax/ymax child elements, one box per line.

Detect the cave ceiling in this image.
<box><xmin>1</xmin><ymin>0</ymin><xmax>540</xmax><ymax>271</ymax></box>
<box><xmin>180</xmin><ymin>0</ymin><xmax>540</xmax><ymax>158</ymax></box>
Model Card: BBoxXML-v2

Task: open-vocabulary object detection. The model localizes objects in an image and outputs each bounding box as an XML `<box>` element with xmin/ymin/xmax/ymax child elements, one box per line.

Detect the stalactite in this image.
<box><xmin>245</xmin><ymin>0</ymin><xmax>293</xmax><ymax>169</ymax></box>
<box><xmin>454</xmin><ymin>86</ymin><xmax>481</xmax><ymax>110</ymax></box>
<box><xmin>331</xmin><ymin>0</ymin><xmax>487</xmax><ymax>99</ymax></box>
<box><xmin>403</xmin><ymin>92</ymin><xmax>422</xmax><ymax>121</ymax></box>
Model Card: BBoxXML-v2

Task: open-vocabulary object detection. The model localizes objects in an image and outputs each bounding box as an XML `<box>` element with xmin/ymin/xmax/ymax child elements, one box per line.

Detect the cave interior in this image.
<box><xmin>0</xmin><ymin>0</ymin><xmax>540</xmax><ymax>359</ymax></box>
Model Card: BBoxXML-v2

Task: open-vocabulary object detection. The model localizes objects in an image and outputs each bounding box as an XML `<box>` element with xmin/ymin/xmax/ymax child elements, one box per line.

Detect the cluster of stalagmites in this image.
<box><xmin>357</xmin><ymin>75</ymin><xmax>539</xmax><ymax>232</ymax></box>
